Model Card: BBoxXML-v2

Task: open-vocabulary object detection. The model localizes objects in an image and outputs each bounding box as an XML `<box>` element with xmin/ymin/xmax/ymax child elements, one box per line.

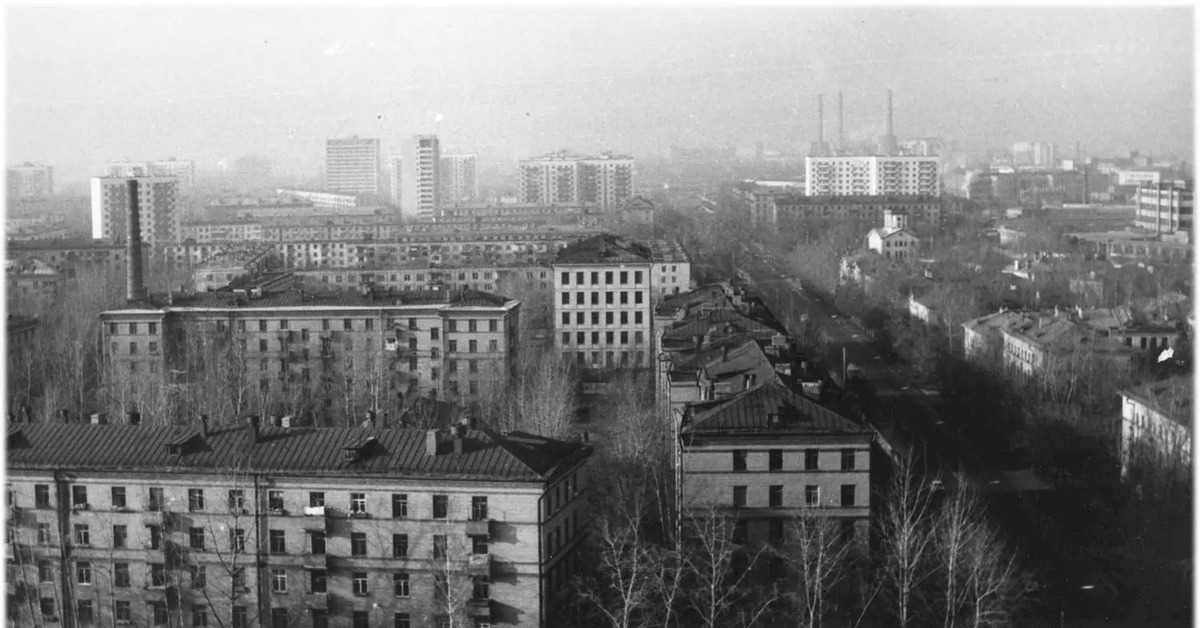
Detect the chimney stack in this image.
<box><xmin>127</xmin><ymin>410</ymin><xmax>140</xmax><ymax>426</ymax></box>
<box><xmin>838</xmin><ymin>91</ymin><xmax>844</xmax><ymax>148</ymax></box>
<box><xmin>59</xmin><ymin>409</ymin><xmax>69</xmax><ymax>424</ymax></box>
<box><xmin>425</xmin><ymin>429</ymin><xmax>439</xmax><ymax>456</ymax></box>
<box><xmin>817</xmin><ymin>94</ymin><xmax>825</xmax><ymax>154</ymax></box>
<box><xmin>199</xmin><ymin>414</ymin><xmax>209</xmax><ymax>438</ymax></box>
<box><xmin>886</xmin><ymin>89</ymin><xmax>894</xmax><ymax>137</ymax></box>
<box><xmin>125</xmin><ymin>179</ymin><xmax>146</xmax><ymax>302</ymax></box>
<box><xmin>246</xmin><ymin>415</ymin><xmax>260</xmax><ymax>442</ymax></box>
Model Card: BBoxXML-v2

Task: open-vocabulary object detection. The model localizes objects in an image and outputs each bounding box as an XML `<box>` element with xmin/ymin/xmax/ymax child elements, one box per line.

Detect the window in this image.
<box><xmin>471</xmin><ymin>496</ymin><xmax>488</xmax><ymax>520</ymax></box>
<box><xmin>228</xmin><ymin>490</ymin><xmax>245</xmax><ymax>512</ymax></box>
<box><xmin>310</xmin><ymin>531</ymin><xmax>326</xmax><ymax>555</ymax></box>
<box><xmin>395</xmin><ymin>614</ymin><xmax>411</xmax><ymax>628</ymax></box>
<box><xmin>150</xmin><ymin>564</ymin><xmax>166</xmax><ymax>587</ymax></box>
<box><xmin>349</xmin><ymin>532</ymin><xmax>367</xmax><ymax>556</ymax></box>
<box><xmin>269</xmin><ymin>530</ymin><xmax>286</xmax><ymax>554</ymax></box>
<box><xmin>38</xmin><ymin>560</ymin><xmax>52</xmax><ymax>582</ymax></box>
<box><xmin>472</xmin><ymin>535</ymin><xmax>489</xmax><ymax>555</ymax></box>
<box><xmin>78</xmin><ymin>601</ymin><xmax>94</xmax><ymax>624</ymax></box>
<box><xmin>591</xmin><ymin>291</ymin><xmax>599</xmax><ymax>305</ymax></box>
<box><xmin>309</xmin><ymin>492</ymin><xmax>325</xmax><ymax>507</ymax></box>
<box><xmin>841</xmin><ymin>449</ymin><xmax>856</xmax><ymax>470</ymax></box>
<box><xmin>393</xmin><ymin>572</ymin><xmax>410</xmax><ymax>597</ymax></box>
<box><xmin>561</xmin><ymin>293</ymin><xmax>570</xmax><ymax>305</ymax></box>
<box><xmin>188</xmin><ymin>489</ymin><xmax>205</xmax><ymax>512</ymax></box>
<box><xmin>343</xmin><ymin>319</ymin><xmax>353</xmax><ymax>331</ymax></box>
<box><xmin>353</xmin><ymin>572</ymin><xmax>369</xmax><ymax>597</ymax></box>
<box><xmin>40</xmin><ymin>598</ymin><xmax>55</xmax><ymax>619</ymax></box>
<box><xmin>128</xmin><ymin>323</ymin><xmax>137</xmax><ymax>334</ymax></box>
<box><xmin>605</xmin><ymin>292</ymin><xmax>614</xmax><ymax>305</ymax></box>
<box><xmin>229</xmin><ymin>528</ymin><xmax>245</xmax><ymax>552</ymax></box>
<box><xmin>392</xmin><ymin>494</ymin><xmax>408</xmax><ymax>518</ymax></box>
<box><xmin>365</xmin><ymin>318</ymin><xmax>374</xmax><ymax>331</ymax></box>
<box><xmin>732</xmin><ymin>486</ymin><xmax>747</xmax><ymax>508</ymax></box>
<box><xmin>71</xmin><ymin>485</ymin><xmax>87</xmax><ymax>508</ymax></box>
<box><xmin>112</xmin><ymin>524</ymin><xmax>127</xmax><ymax>548</ymax></box>
<box><xmin>111</xmin><ymin>486</ymin><xmax>126</xmax><ymax>509</ymax></box>
<box><xmin>232</xmin><ymin>607</ymin><xmax>248</xmax><ymax>628</ymax></box>
<box><xmin>310</xmin><ymin>569</ymin><xmax>327</xmax><ymax>593</ymax></box>
<box><xmin>768</xmin><ymin>519</ymin><xmax>784</xmax><ymax>544</ymax></box>
<box><xmin>35</xmin><ymin>484</ymin><xmax>49</xmax><ymax>508</ymax></box>
<box><xmin>473</xmin><ymin>576</ymin><xmax>490</xmax><ymax>600</ymax></box>
<box><xmin>271</xmin><ymin>569</ymin><xmax>287</xmax><ymax>593</ymax></box>
<box><xmin>392</xmin><ymin>533</ymin><xmax>408</xmax><ymax>558</ymax></box>
<box><xmin>635</xmin><ymin>291</ymin><xmax>644</xmax><ymax>304</ymax></box>
<box><xmin>76</xmin><ymin>561</ymin><xmax>92</xmax><ymax>585</ymax></box>
<box><xmin>191</xmin><ymin>565</ymin><xmax>207</xmax><ymax>590</ymax></box>
<box><xmin>148</xmin><ymin>486</ymin><xmax>163</xmax><ymax>511</ymax></box>
<box><xmin>733</xmin><ymin>520</ymin><xmax>748</xmax><ymax>544</ymax></box>
<box><xmin>147</xmin><ymin>525</ymin><xmax>162</xmax><ymax>550</ymax></box>
<box><xmin>489</xmin><ymin>320</ymin><xmax>498</xmax><ymax>332</ymax></box>
<box><xmin>605</xmin><ymin>271</ymin><xmax>613</xmax><ymax>284</ymax></box>
<box><xmin>271</xmin><ymin>609</ymin><xmax>288</xmax><ymax>628</ymax></box>
<box><xmin>114</xmin><ymin>562</ymin><xmax>130</xmax><ymax>587</ymax></box>
<box><xmin>769</xmin><ymin>485</ymin><xmax>783</xmax><ymax>508</ymax></box>
<box><xmin>841</xmin><ymin>485</ymin><xmax>856</xmax><ymax>507</ymax></box>
<box><xmin>769</xmin><ymin>449</ymin><xmax>783</xmax><ymax>471</ymax></box>
<box><xmin>805</xmin><ymin>449</ymin><xmax>819</xmax><ymax>470</ymax></box>
<box><xmin>433</xmin><ymin>535</ymin><xmax>447</xmax><ymax>559</ymax></box>
<box><xmin>635</xmin><ymin>312</ymin><xmax>643</xmax><ymax>325</ymax></box>
<box><xmin>74</xmin><ymin>524</ymin><xmax>90</xmax><ymax>546</ymax></box>
<box><xmin>635</xmin><ymin>271</ymin><xmax>643</xmax><ymax>283</ymax></box>
<box><xmin>805</xmin><ymin>485</ymin><xmax>820</xmax><ymax>507</ymax></box>
<box><xmin>37</xmin><ymin>523</ymin><xmax>51</xmax><ymax>545</ymax></box>
<box><xmin>189</xmin><ymin>527</ymin><xmax>205</xmax><ymax>551</ymax></box>
<box><xmin>433</xmin><ymin>494</ymin><xmax>448</xmax><ymax>519</ymax></box>
<box><xmin>115</xmin><ymin>601</ymin><xmax>131</xmax><ymax>622</ymax></box>
<box><xmin>350</xmin><ymin>492</ymin><xmax>366</xmax><ymax>514</ymax></box>
<box><xmin>732</xmin><ymin>450</ymin><xmax>747</xmax><ymax>471</ymax></box>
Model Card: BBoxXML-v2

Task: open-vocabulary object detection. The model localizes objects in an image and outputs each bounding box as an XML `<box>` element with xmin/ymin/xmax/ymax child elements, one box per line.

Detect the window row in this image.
<box><xmin>31</xmin><ymin>599</ymin><xmax>428</xmax><ymax>628</ymax></box>
<box><xmin>731</xmin><ymin>448</ymin><xmax>858</xmax><ymax>472</ymax></box>
<box><xmin>560</xmin><ymin>291</ymin><xmax>645</xmax><ymax>306</ymax></box>
<box><xmin>560</xmin><ymin>310</ymin><xmax>645</xmax><ymax>327</ymax></box>
<box><xmin>560</xmin><ymin>270</ymin><xmax>645</xmax><ymax>286</ymax></box>
<box><xmin>730</xmin><ymin>484</ymin><xmax>858</xmax><ymax>508</ymax></box>
<box><xmin>570</xmin><ymin>350</ymin><xmax>646</xmax><ymax>367</ymax></box>
<box><xmin>561</xmin><ymin>330</ymin><xmax>646</xmax><ymax>346</ymax></box>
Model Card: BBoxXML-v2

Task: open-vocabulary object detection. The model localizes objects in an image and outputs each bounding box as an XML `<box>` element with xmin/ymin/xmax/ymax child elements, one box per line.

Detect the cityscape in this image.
<box><xmin>4</xmin><ymin>6</ymin><xmax>1194</xmax><ymax>628</ymax></box>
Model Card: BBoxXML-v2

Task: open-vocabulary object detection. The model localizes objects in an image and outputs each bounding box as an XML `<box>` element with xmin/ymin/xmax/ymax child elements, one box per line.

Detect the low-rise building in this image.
<box><xmin>6</xmin><ymin>258</ymin><xmax>62</xmax><ymax>312</ymax></box>
<box><xmin>6</xmin><ymin>419</ymin><xmax>592</xmax><ymax>628</ymax></box>
<box><xmin>1000</xmin><ymin>316</ymin><xmax>1137</xmax><ymax>379</ymax></box>
<box><xmin>866</xmin><ymin>209</ymin><xmax>919</xmax><ymax>260</ymax></box>
<box><xmin>961</xmin><ymin>310</ymin><xmax>1028</xmax><ymax>362</ymax></box>
<box><xmin>192</xmin><ymin>247</ymin><xmax>280</xmax><ymax>292</ymax></box>
<box><xmin>1119</xmin><ymin>376</ymin><xmax>1191</xmax><ymax>480</ymax></box>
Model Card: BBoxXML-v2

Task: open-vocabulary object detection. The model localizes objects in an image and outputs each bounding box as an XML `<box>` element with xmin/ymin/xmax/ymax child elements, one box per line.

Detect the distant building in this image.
<box><xmin>6</xmin><ymin>313</ymin><xmax>40</xmax><ymax>359</ymax></box>
<box><xmin>324</xmin><ymin>137</ymin><xmax>381</xmax><ymax>195</ymax></box>
<box><xmin>90</xmin><ymin>176</ymin><xmax>181</xmax><ymax>246</ymax></box>
<box><xmin>805</xmin><ymin>155</ymin><xmax>939</xmax><ymax>197</ymax></box>
<box><xmin>1012</xmin><ymin>142</ymin><xmax>1056</xmax><ymax>169</ymax></box>
<box><xmin>7</xmin><ymin>420</ymin><xmax>592</xmax><ymax>628</ymax></box>
<box><xmin>866</xmin><ymin>210</ymin><xmax>919</xmax><ymax>260</ymax></box>
<box><xmin>962</xmin><ymin>309</ymin><xmax>1028</xmax><ymax>361</ymax></box>
<box><xmin>1119</xmin><ymin>376</ymin><xmax>1191</xmax><ymax>480</ymax></box>
<box><xmin>6</xmin><ymin>258</ymin><xmax>61</xmax><ymax>313</ymax></box>
<box><xmin>1000</xmin><ymin>315</ymin><xmax>1136</xmax><ymax>379</ymax></box>
<box><xmin>106</xmin><ymin>159</ymin><xmax>195</xmax><ymax>196</ymax></box>
<box><xmin>275</xmin><ymin>189</ymin><xmax>361</xmax><ymax>211</ymax></box>
<box><xmin>1134</xmin><ymin>181</ymin><xmax>1192</xmax><ymax>241</ymax></box>
<box><xmin>192</xmin><ymin>247</ymin><xmax>279</xmax><ymax>292</ymax></box>
<box><xmin>1116</xmin><ymin>169</ymin><xmax>1163</xmax><ymax>187</ymax></box>
<box><xmin>7</xmin><ymin>163</ymin><xmax>54</xmax><ymax>198</ymax></box>
<box><xmin>440</xmin><ymin>153</ymin><xmax>479</xmax><ymax>202</ymax></box>
<box><xmin>520</xmin><ymin>152</ymin><xmax>634</xmax><ymax>211</ymax></box>
<box><xmin>401</xmin><ymin>135</ymin><xmax>442</xmax><ymax>221</ymax></box>
<box><xmin>388</xmin><ymin>155</ymin><xmax>403</xmax><ymax>205</ymax></box>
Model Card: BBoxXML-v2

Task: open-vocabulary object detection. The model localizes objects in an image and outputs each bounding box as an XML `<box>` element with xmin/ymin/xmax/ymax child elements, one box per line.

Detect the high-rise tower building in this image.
<box><xmin>439</xmin><ymin>153</ymin><xmax>479</xmax><ymax>202</ymax></box>
<box><xmin>106</xmin><ymin>159</ymin><xmax>196</xmax><ymax>196</ymax></box>
<box><xmin>90</xmin><ymin>176</ymin><xmax>181</xmax><ymax>246</ymax></box>
<box><xmin>804</xmin><ymin>156</ymin><xmax>940</xmax><ymax>197</ymax></box>
<box><xmin>388</xmin><ymin>156</ymin><xmax>403</xmax><ymax>205</ymax></box>
<box><xmin>519</xmin><ymin>151</ymin><xmax>633</xmax><ymax>211</ymax></box>
<box><xmin>400</xmin><ymin>135</ymin><xmax>441</xmax><ymax>220</ymax></box>
<box><xmin>7</xmin><ymin>163</ymin><xmax>54</xmax><ymax>198</ymax></box>
<box><xmin>324</xmin><ymin>137</ymin><xmax>381</xmax><ymax>195</ymax></box>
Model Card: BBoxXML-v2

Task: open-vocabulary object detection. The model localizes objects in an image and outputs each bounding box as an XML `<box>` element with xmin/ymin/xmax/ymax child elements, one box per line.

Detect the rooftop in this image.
<box><xmin>1121</xmin><ymin>375</ymin><xmax>1192</xmax><ymax>427</ymax></box>
<box><xmin>682</xmin><ymin>382</ymin><xmax>869</xmax><ymax>435</ymax></box>
<box><xmin>7</xmin><ymin>423</ymin><xmax>589</xmax><ymax>482</ymax></box>
<box><xmin>553</xmin><ymin>234</ymin><xmax>653</xmax><ymax>265</ymax></box>
<box><xmin>109</xmin><ymin>287</ymin><xmax>515</xmax><ymax>313</ymax></box>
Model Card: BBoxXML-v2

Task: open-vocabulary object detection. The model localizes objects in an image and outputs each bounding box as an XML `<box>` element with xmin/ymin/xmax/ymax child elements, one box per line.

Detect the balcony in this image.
<box><xmin>466</xmin><ymin>553</ymin><xmax>491</xmax><ymax>576</ymax></box>
<box><xmin>466</xmin><ymin>599</ymin><xmax>492</xmax><ymax>618</ymax></box>
<box><xmin>465</xmin><ymin>519</ymin><xmax>490</xmax><ymax>536</ymax></box>
<box><xmin>303</xmin><ymin>506</ymin><xmax>327</xmax><ymax>517</ymax></box>
<box><xmin>269</xmin><ymin>507</ymin><xmax>288</xmax><ymax>517</ymax></box>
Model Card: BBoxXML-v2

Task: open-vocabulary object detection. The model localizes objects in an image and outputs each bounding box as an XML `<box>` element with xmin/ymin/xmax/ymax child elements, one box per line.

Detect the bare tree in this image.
<box><xmin>877</xmin><ymin>452</ymin><xmax>937</xmax><ymax>628</ymax></box>
<box><xmin>197</xmin><ymin>462</ymin><xmax>262</xmax><ymax>628</ymax></box>
<box><xmin>933</xmin><ymin>473</ymin><xmax>986</xmax><ymax>628</ymax></box>
<box><xmin>782</xmin><ymin>512</ymin><xmax>851</xmax><ymax>628</ymax></box>
<box><xmin>485</xmin><ymin>347</ymin><xmax>577</xmax><ymax>439</ymax></box>
<box><xmin>960</xmin><ymin>521</ymin><xmax>1031</xmax><ymax>628</ymax></box>
<box><xmin>428</xmin><ymin>519</ymin><xmax>477</xmax><ymax>628</ymax></box>
<box><xmin>679</xmin><ymin>506</ymin><xmax>779</xmax><ymax>628</ymax></box>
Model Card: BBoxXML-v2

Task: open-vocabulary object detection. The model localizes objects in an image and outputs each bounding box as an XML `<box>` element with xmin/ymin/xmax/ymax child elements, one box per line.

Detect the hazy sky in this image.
<box><xmin>7</xmin><ymin>5</ymin><xmax>1194</xmax><ymax>184</ymax></box>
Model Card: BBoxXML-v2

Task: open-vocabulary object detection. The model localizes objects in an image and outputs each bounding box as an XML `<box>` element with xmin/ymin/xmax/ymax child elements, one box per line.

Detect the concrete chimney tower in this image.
<box><xmin>838</xmin><ymin>92</ymin><xmax>845</xmax><ymax>149</ymax></box>
<box><xmin>886</xmin><ymin>89</ymin><xmax>894</xmax><ymax>137</ymax></box>
<box><xmin>878</xmin><ymin>88</ymin><xmax>898</xmax><ymax>156</ymax></box>
<box><xmin>817</xmin><ymin>94</ymin><xmax>825</xmax><ymax>155</ymax></box>
<box><xmin>125</xmin><ymin>179</ymin><xmax>146</xmax><ymax>302</ymax></box>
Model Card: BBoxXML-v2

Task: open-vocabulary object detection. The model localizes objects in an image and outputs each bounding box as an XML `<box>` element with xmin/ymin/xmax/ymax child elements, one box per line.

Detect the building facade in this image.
<box><xmin>439</xmin><ymin>154</ymin><xmax>479</xmax><ymax>202</ymax></box>
<box><xmin>805</xmin><ymin>156</ymin><xmax>939</xmax><ymax>197</ymax></box>
<box><xmin>1119</xmin><ymin>376</ymin><xmax>1191</xmax><ymax>480</ymax></box>
<box><xmin>1134</xmin><ymin>181</ymin><xmax>1193</xmax><ymax>240</ymax></box>
<box><xmin>6</xmin><ymin>420</ymin><xmax>592</xmax><ymax>628</ymax></box>
<box><xmin>90</xmin><ymin>177</ymin><xmax>181</xmax><ymax>246</ymax></box>
<box><xmin>324</xmin><ymin>138</ymin><xmax>381</xmax><ymax>195</ymax></box>
<box><xmin>389</xmin><ymin>156</ymin><xmax>404</xmax><ymax>206</ymax></box>
<box><xmin>7</xmin><ymin>163</ymin><xmax>55</xmax><ymax>198</ymax></box>
<box><xmin>519</xmin><ymin>152</ymin><xmax>634</xmax><ymax>211</ymax></box>
<box><xmin>401</xmin><ymin>136</ymin><xmax>442</xmax><ymax>221</ymax></box>
<box><xmin>276</xmin><ymin>190</ymin><xmax>362</xmax><ymax>211</ymax></box>
<box><xmin>106</xmin><ymin>160</ymin><xmax>196</xmax><ymax>197</ymax></box>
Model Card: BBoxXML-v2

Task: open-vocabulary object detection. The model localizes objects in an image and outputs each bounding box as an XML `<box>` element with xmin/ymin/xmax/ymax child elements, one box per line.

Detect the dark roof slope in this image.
<box><xmin>7</xmin><ymin>424</ymin><xmax>588</xmax><ymax>482</ymax></box>
<box><xmin>116</xmin><ymin>288</ymin><xmax>513</xmax><ymax>312</ymax></box>
<box><xmin>554</xmin><ymin>234</ymin><xmax>652</xmax><ymax>264</ymax></box>
<box><xmin>683</xmin><ymin>382</ymin><xmax>868</xmax><ymax>435</ymax></box>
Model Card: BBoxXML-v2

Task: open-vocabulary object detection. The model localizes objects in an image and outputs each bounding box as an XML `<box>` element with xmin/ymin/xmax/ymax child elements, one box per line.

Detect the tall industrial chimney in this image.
<box><xmin>886</xmin><ymin>89</ymin><xmax>894</xmax><ymax>137</ymax></box>
<box><xmin>125</xmin><ymin>179</ymin><xmax>146</xmax><ymax>302</ymax></box>
<box><xmin>817</xmin><ymin>94</ymin><xmax>825</xmax><ymax>155</ymax></box>
<box><xmin>838</xmin><ymin>92</ymin><xmax>845</xmax><ymax>148</ymax></box>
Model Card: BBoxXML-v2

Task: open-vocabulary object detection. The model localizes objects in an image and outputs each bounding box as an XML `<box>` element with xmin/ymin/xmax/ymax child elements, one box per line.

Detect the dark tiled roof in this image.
<box><xmin>683</xmin><ymin>382</ymin><xmax>867</xmax><ymax>435</ymax></box>
<box><xmin>554</xmin><ymin>234</ymin><xmax>652</xmax><ymax>264</ymax></box>
<box><xmin>663</xmin><ymin>309</ymin><xmax>786</xmax><ymax>341</ymax></box>
<box><xmin>7</xmin><ymin>424</ymin><xmax>588</xmax><ymax>482</ymax></box>
<box><xmin>116</xmin><ymin>288</ymin><xmax>513</xmax><ymax>312</ymax></box>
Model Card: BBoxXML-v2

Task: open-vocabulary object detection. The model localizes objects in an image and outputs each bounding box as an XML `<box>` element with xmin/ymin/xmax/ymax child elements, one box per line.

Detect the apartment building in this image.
<box><xmin>99</xmin><ymin>285</ymin><xmax>520</xmax><ymax>416</ymax></box>
<box><xmin>106</xmin><ymin>159</ymin><xmax>196</xmax><ymax>197</ymax></box>
<box><xmin>6</xmin><ymin>419</ymin><xmax>592</xmax><ymax>628</ymax></box>
<box><xmin>90</xmin><ymin>177</ymin><xmax>181</xmax><ymax>247</ymax></box>
<box><xmin>440</xmin><ymin>154</ymin><xmax>479</xmax><ymax>202</ymax></box>
<box><xmin>324</xmin><ymin>137</ymin><xmax>381</xmax><ymax>195</ymax></box>
<box><xmin>389</xmin><ymin>156</ymin><xmax>404</xmax><ymax>206</ymax></box>
<box><xmin>552</xmin><ymin>235</ymin><xmax>654</xmax><ymax>370</ymax></box>
<box><xmin>1000</xmin><ymin>316</ymin><xmax>1137</xmax><ymax>380</ymax></box>
<box><xmin>1119</xmin><ymin>375</ymin><xmax>1191</xmax><ymax>480</ymax></box>
<box><xmin>804</xmin><ymin>156</ymin><xmax>939</xmax><ymax>197</ymax></box>
<box><xmin>295</xmin><ymin>264</ymin><xmax>551</xmax><ymax>296</ymax></box>
<box><xmin>276</xmin><ymin>190</ymin><xmax>362</xmax><ymax>211</ymax></box>
<box><xmin>5</xmin><ymin>239</ymin><xmax>139</xmax><ymax>282</ymax></box>
<box><xmin>401</xmin><ymin>136</ymin><xmax>441</xmax><ymax>221</ymax></box>
<box><xmin>647</xmin><ymin>239</ymin><xmax>692</xmax><ymax>299</ymax></box>
<box><xmin>772</xmin><ymin>195</ymin><xmax>943</xmax><ymax>227</ymax></box>
<box><xmin>7</xmin><ymin>163</ymin><xmax>55</xmax><ymax>198</ymax></box>
<box><xmin>1134</xmin><ymin>181</ymin><xmax>1193</xmax><ymax>241</ymax></box>
<box><xmin>677</xmin><ymin>382</ymin><xmax>874</xmax><ymax>546</ymax></box>
<box><xmin>961</xmin><ymin>309</ymin><xmax>1028</xmax><ymax>362</ymax></box>
<box><xmin>519</xmin><ymin>152</ymin><xmax>634</xmax><ymax>211</ymax></box>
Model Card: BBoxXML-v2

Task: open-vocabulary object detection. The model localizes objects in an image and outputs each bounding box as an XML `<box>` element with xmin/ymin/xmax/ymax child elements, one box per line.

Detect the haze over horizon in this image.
<box><xmin>7</xmin><ymin>5</ymin><xmax>1194</xmax><ymax>186</ymax></box>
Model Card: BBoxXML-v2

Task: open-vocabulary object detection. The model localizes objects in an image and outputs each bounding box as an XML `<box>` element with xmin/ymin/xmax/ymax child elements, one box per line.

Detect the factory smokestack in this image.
<box><xmin>125</xmin><ymin>179</ymin><xmax>146</xmax><ymax>302</ymax></box>
<box><xmin>886</xmin><ymin>89</ymin><xmax>894</xmax><ymax>137</ymax></box>
<box><xmin>838</xmin><ymin>92</ymin><xmax>845</xmax><ymax>148</ymax></box>
<box><xmin>817</xmin><ymin>94</ymin><xmax>825</xmax><ymax>154</ymax></box>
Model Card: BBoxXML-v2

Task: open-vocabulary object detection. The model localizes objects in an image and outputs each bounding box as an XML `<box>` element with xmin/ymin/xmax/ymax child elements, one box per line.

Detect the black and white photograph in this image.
<box><xmin>3</xmin><ymin>4</ymin><xmax>1194</xmax><ymax>628</ymax></box>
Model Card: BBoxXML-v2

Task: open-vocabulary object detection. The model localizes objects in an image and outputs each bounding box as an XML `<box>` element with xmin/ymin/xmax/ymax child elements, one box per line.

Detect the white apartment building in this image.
<box><xmin>805</xmin><ymin>156</ymin><xmax>939</xmax><ymax>197</ymax></box>
<box><xmin>1134</xmin><ymin>181</ymin><xmax>1193</xmax><ymax>240</ymax></box>
<box><xmin>440</xmin><ymin>154</ymin><xmax>479</xmax><ymax>202</ymax></box>
<box><xmin>401</xmin><ymin>135</ymin><xmax>442</xmax><ymax>221</ymax></box>
<box><xmin>276</xmin><ymin>189</ymin><xmax>360</xmax><ymax>211</ymax></box>
<box><xmin>90</xmin><ymin>176</ymin><xmax>181</xmax><ymax>246</ymax></box>
<box><xmin>519</xmin><ymin>152</ymin><xmax>634</xmax><ymax>211</ymax></box>
<box><xmin>324</xmin><ymin>137</ymin><xmax>381</xmax><ymax>195</ymax></box>
<box><xmin>106</xmin><ymin>159</ymin><xmax>195</xmax><ymax>196</ymax></box>
<box><xmin>390</xmin><ymin>156</ymin><xmax>403</xmax><ymax>205</ymax></box>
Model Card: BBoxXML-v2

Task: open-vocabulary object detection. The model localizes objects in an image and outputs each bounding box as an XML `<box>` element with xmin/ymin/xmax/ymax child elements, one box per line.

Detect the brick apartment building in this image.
<box><xmin>6</xmin><ymin>419</ymin><xmax>592</xmax><ymax>628</ymax></box>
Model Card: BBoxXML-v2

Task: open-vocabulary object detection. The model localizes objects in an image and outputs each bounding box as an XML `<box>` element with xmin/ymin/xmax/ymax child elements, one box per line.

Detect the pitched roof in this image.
<box><xmin>553</xmin><ymin>234</ymin><xmax>652</xmax><ymax>264</ymax></box>
<box><xmin>7</xmin><ymin>424</ymin><xmax>589</xmax><ymax>482</ymax></box>
<box><xmin>112</xmin><ymin>288</ymin><xmax>514</xmax><ymax>312</ymax></box>
<box><xmin>682</xmin><ymin>382</ymin><xmax>868</xmax><ymax>435</ymax></box>
<box><xmin>662</xmin><ymin>308</ymin><xmax>786</xmax><ymax>343</ymax></box>
<box><xmin>1120</xmin><ymin>375</ymin><xmax>1193</xmax><ymax>427</ymax></box>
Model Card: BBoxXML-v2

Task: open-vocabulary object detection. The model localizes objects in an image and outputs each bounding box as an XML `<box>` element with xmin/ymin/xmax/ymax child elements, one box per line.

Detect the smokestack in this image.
<box><xmin>125</xmin><ymin>179</ymin><xmax>146</xmax><ymax>302</ymax></box>
<box><xmin>886</xmin><ymin>89</ymin><xmax>894</xmax><ymax>137</ymax></box>
<box><xmin>817</xmin><ymin>94</ymin><xmax>825</xmax><ymax>154</ymax></box>
<box><xmin>246</xmin><ymin>415</ymin><xmax>260</xmax><ymax>442</ymax></box>
<box><xmin>199</xmin><ymin>414</ymin><xmax>209</xmax><ymax>439</ymax></box>
<box><xmin>838</xmin><ymin>92</ymin><xmax>845</xmax><ymax>148</ymax></box>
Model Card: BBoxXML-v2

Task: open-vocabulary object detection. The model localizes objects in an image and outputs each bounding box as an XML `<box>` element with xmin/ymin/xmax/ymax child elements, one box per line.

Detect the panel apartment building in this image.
<box><xmin>99</xmin><ymin>283</ymin><xmax>520</xmax><ymax>417</ymax></box>
<box><xmin>805</xmin><ymin>155</ymin><xmax>940</xmax><ymax>197</ymax></box>
<box><xmin>90</xmin><ymin>176</ymin><xmax>182</xmax><ymax>247</ymax></box>
<box><xmin>106</xmin><ymin>160</ymin><xmax>196</xmax><ymax>197</ymax></box>
<box><xmin>440</xmin><ymin>154</ymin><xmax>479</xmax><ymax>203</ymax></box>
<box><xmin>1134</xmin><ymin>181</ymin><xmax>1193</xmax><ymax>241</ymax></box>
<box><xmin>324</xmin><ymin>137</ymin><xmax>381</xmax><ymax>196</ymax></box>
<box><xmin>7</xmin><ymin>163</ymin><xmax>54</xmax><ymax>198</ymax></box>
<box><xmin>7</xmin><ymin>419</ymin><xmax>593</xmax><ymax>628</ymax></box>
<box><xmin>518</xmin><ymin>152</ymin><xmax>634</xmax><ymax>212</ymax></box>
<box><xmin>400</xmin><ymin>136</ymin><xmax>441</xmax><ymax>221</ymax></box>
